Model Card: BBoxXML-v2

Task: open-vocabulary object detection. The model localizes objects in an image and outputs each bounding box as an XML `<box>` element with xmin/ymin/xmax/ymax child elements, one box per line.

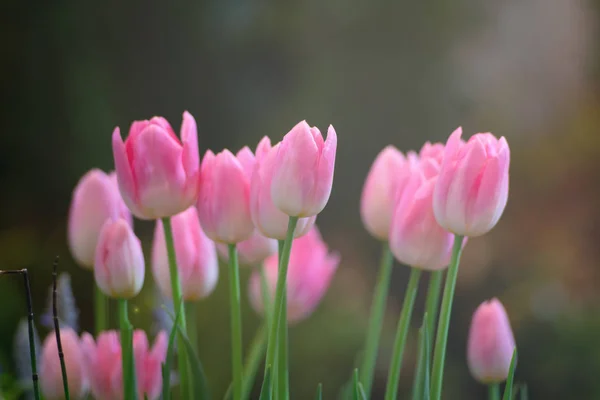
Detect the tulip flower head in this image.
<box><xmin>68</xmin><ymin>169</ymin><xmax>132</xmax><ymax>268</ymax></box>
<box><xmin>112</xmin><ymin>112</ymin><xmax>200</xmax><ymax>219</ymax></box>
<box><xmin>94</xmin><ymin>218</ymin><xmax>145</xmax><ymax>299</ymax></box>
<box><xmin>433</xmin><ymin>127</ymin><xmax>510</xmax><ymax>237</ymax></box>
<box><xmin>40</xmin><ymin>329</ymin><xmax>88</xmax><ymax>399</ymax></box>
<box><xmin>467</xmin><ymin>299</ymin><xmax>516</xmax><ymax>384</ymax></box>
<box><xmin>271</xmin><ymin>121</ymin><xmax>337</xmax><ymax>218</ymax></box>
<box><xmin>152</xmin><ymin>207</ymin><xmax>219</xmax><ymax>301</ymax></box>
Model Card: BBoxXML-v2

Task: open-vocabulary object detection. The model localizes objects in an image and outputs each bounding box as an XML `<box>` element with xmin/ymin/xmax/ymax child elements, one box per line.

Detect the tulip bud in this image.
<box><xmin>94</xmin><ymin>218</ymin><xmax>145</xmax><ymax>299</ymax></box>
<box><xmin>251</xmin><ymin>136</ymin><xmax>316</xmax><ymax>239</ymax></box>
<box><xmin>197</xmin><ymin>148</ymin><xmax>255</xmax><ymax>243</ymax></box>
<box><xmin>248</xmin><ymin>227</ymin><xmax>339</xmax><ymax>323</ymax></box>
<box><xmin>271</xmin><ymin>121</ymin><xmax>337</xmax><ymax>217</ymax></box>
<box><xmin>433</xmin><ymin>127</ymin><xmax>510</xmax><ymax>237</ymax></box>
<box><xmin>152</xmin><ymin>207</ymin><xmax>219</xmax><ymax>301</ymax></box>
<box><xmin>360</xmin><ymin>146</ymin><xmax>418</xmax><ymax>240</ymax></box>
<box><xmin>467</xmin><ymin>299</ymin><xmax>516</xmax><ymax>384</ymax></box>
<box><xmin>68</xmin><ymin>169</ymin><xmax>131</xmax><ymax>268</ymax></box>
<box><xmin>217</xmin><ymin>229</ymin><xmax>278</xmax><ymax>266</ymax></box>
<box><xmin>112</xmin><ymin>112</ymin><xmax>200</xmax><ymax>219</ymax></box>
<box><xmin>40</xmin><ymin>329</ymin><xmax>88</xmax><ymax>400</ymax></box>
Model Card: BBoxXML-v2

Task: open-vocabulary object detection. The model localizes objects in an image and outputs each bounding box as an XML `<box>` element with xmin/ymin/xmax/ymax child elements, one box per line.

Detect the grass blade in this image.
<box><xmin>502</xmin><ymin>349</ymin><xmax>518</xmax><ymax>400</ymax></box>
<box><xmin>259</xmin><ymin>366</ymin><xmax>272</xmax><ymax>400</ymax></box>
<box><xmin>315</xmin><ymin>383</ymin><xmax>322</xmax><ymax>400</ymax></box>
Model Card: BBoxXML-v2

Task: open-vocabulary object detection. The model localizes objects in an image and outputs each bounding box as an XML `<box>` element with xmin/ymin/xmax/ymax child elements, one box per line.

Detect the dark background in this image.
<box><xmin>2</xmin><ymin>0</ymin><xmax>600</xmax><ymax>398</ymax></box>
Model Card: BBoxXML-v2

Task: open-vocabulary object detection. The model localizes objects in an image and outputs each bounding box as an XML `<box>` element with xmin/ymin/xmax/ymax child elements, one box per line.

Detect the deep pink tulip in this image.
<box><xmin>196</xmin><ymin>148</ymin><xmax>254</xmax><ymax>243</ymax></box>
<box><xmin>271</xmin><ymin>121</ymin><xmax>337</xmax><ymax>217</ymax></box>
<box><xmin>94</xmin><ymin>218</ymin><xmax>145</xmax><ymax>299</ymax></box>
<box><xmin>389</xmin><ymin>164</ymin><xmax>455</xmax><ymax>270</ymax></box>
<box><xmin>81</xmin><ymin>330</ymin><xmax>167</xmax><ymax>400</ymax></box>
<box><xmin>112</xmin><ymin>112</ymin><xmax>200</xmax><ymax>220</ymax></box>
<box><xmin>152</xmin><ymin>207</ymin><xmax>218</xmax><ymax>301</ymax></box>
<box><xmin>467</xmin><ymin>299</ymin><xmax>516</xmax><ymax>384</ymax></box>
<box><xmin>40</xmin><ymin>329</ymin><xmax>88</xmax><ymax>399</ymax></box>
<box><xmin>217</xmin><ymin>229</ymin><xmax>278</xmax><ymax>266</ymax></box>
<box><xmin>360</xmin><ymin>146</ymin><xmax>419</xmax><ymax>240</ymax></box>
<box><xmin>68</xmin><ymin>170</ymin><xmax>132</xmax><ymax>268</ymax></box>
<box><xmin>248</xmin><ymin>227</ymin><xmax>339</xmax><ymax>323</ymax></box>
<box><xmin>433</xmin><ymin>127</ymin><xmax>510</xmax><ymax>237</ymax></box>
<box><xmin>251</xmin><ymin>136</ymin><xmax>316</xmax><ymax>239</ymax></box>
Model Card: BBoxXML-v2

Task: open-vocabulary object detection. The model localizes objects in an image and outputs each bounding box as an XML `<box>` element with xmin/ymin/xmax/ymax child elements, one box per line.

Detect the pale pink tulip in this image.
<box><xmin>196</xmin><ymin>148</ymin><xmax>254</xmax><ymax>243</ymax></box>
<box><xmin>152</xmin><ymin>207</ymin><xmax>218</xmax><ymax>301</ymax></box>
<box><xmin>94</xmin><ymin>218</ymin><xmax>145</xmax><ymax>299</ymax></box>
<box><xmin>251</xmin><ymin>136</ymin><xmax>316</xmax><ymax>239</ymax></box>
<box><xmin>217</xmin><ymin>229</ymin><xmax>278</xmax><ymax>266</ymax></box>
<box><xmin>248</xmin><ymin>227</ymin><xmax>339</xmax><ymax>323</ymax></box>
<box><xmin>467</xmin><ymin>299</ymin><xmax>516</xmax><ymax>384</ymax></box>
<box><xmin>271</xmin><ymin>121</ymin><xmax>337</xmax><ymax>217</ymax></box>
<box><xmin>433</xmin><ymin>127</ymin><xmax>510</xmax><ymax>237</ymax></box>
<box><xmin>419</xmin><ymin>141</ymin><xmax>445</xmax><ymax>179</ymax></box>
<box><xmin>81</xmin><ymin>330</ymin><xmax>167</xmax><ymax>400</ymax></box>
<box><xmin>68</xmin><ymin>169</ymin><xmax>132</xmax><ymax>268</ymax></box>
<box><xmin>112</xmin><ymin>112</ymin><xmax>200</xmax><ymax>219</ymax></box>
<box><xmin>40</xmin><ymin>329</ymin><xmax>88</xmax><ymax>399</ymax></box>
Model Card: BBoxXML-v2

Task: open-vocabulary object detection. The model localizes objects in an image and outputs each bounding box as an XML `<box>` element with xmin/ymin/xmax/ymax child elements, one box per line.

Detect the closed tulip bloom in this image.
<box><xmin>251</xmin><ymin>136</ymin><xmax>316</xmax><ymax>239</ymax></box>
<box><xmin>197</xmin><ymin>148</ymin><xmax>254</xmax><ymax>243</ymax></box>
<box><xmin>389</xmin><ymin>168</ymin><xmax>455</xmax><ymax>270</ymax></box>
<box><xmin>40</xmin><ymin>329</ymin><xmax>88</xmax><ymax>399</ymax></box>
<box><xmin>152</xmin><ymin>207</ymin><xmax>218</xmax><ymax>301</ymax></box>
<box><xmin>94</xmin><ymin>218</ymin><xmax>145</xmax><ymax>299</ymax></box>
<box><xmin>467</xmin><ymin>299</ymin><xmax>516</xmax><ymax>384</ymax></box>
<box><xmin>112</xmin><ymin>112</ymin><xmax>200</xmax><ymax>220</ymax></box>
<box><xmin>68</xmin><ymin>169</ymin><xmax>132</xmax><ymax>268</ymax></box>
<box><xmin>419</xmin><ymin>141</ymin><xmax>445</xmax><ymax>178</ymax></box>
<box><xmin>81</xmin><ymin>330</ymin><xmax>167</xmax><ymax>400</ymax></box>
<box><xmin>271</xmin><ymin>121</ymin><xmax>337</xmax><ymax>217</ymax></box>
<box><xmin>433</xmin><ymin>127</ymin><xmax>510</xmax><ymax>237</ymax></box>
<box><xmin>360</xmin><ymin>146</ymin><xmax>419</xmax><ymax>240</ymax></box>
<box><xmin>249</xmin><ymin>227</ymin><xmax>339</xmax><ymax>323</ymax></box>
<box><xmin>217</xmin><ymin>229</ymin><xmax>278</xmax><ymax>266</ymax></box>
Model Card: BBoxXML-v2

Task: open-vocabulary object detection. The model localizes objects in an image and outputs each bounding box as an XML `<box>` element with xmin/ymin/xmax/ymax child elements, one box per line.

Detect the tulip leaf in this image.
<box><xmin>352</xmin><ymin>369</ymin><xmax>367</xmax><ymax>400</ymax></box>
<box><xmin>161</xmin><ymin>304</ymin><xmax>181</xmax><ymax>400</ymax></box>
<box><xmin>315</xmin><ymin>383</ymin><xmax>322</xmax><ymax>400</ymax></box>
<box><xmin>259</xmin><ymin>366</ymin><xmax>272</xmax><ymax>400</ymax></box>
<box><xmin>502</xmin><ymin>349</ymin><xmax>518</xmax><ymax>400</ymax></box>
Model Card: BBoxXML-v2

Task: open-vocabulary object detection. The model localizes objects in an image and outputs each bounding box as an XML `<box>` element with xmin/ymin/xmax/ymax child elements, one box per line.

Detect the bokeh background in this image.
<box><xmin>2</xmin><ymin>0</ymin><xmax>600</xmax><ymax>398</ymax></box>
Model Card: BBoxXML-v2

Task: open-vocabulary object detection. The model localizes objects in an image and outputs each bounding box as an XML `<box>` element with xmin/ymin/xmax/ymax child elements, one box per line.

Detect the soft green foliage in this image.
<box><xmin>502</xmin><ymin>349</ymin><xmax>518</xmax><ymax>400</ymax></box>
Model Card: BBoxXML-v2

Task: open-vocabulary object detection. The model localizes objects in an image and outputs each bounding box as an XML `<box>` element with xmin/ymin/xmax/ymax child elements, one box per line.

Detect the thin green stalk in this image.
<box><xmin>186</xmin><ymin>301</ymin><xmax>198</xmax><ymax>354</ymax></box>
<box><xmin>95</xmin><ymin>284</ymin><xmax>109</xmax><ymax>334</ymax></box>
<box><xmin>52</xmin><ymin>258</ymin><xmax>70</xmax><ymax>400</ymax></box>
<box><xmin>359</xmin><ymin>242</ymin><xmax>394</xmax><ymax>397</ymax></box>
<box><xmin>228</xmin><ymin>244</ymin><xmax>244</xmax><ymax>400</ymax></box>
<box><xmin>118</xmin><ymin>299</ymin><xmax>137</xmax><ymax>400</ymax></box>
<box><xmin>22</xmin><ymin>270</ymin><xmax>41</xmax><ymax>400</ymax></box>
<box><xmin>412</xmin><ymin>270</ymin><xmax>445</xmax><ymax>400</ymax></box>
<box><xmin>384</xmin><ymin>268</ymin><xmax>422</xmax><ymax>400</ymax></box>
<box><xmin>264</xmin><ymin>217</ymin><xmax>298</xmax><ymax>394</ymax></box>
<box><xmin>277</xmin><ymin>291</ymin><xmax>289</xmax><ymax>400</ymax></box>
<box><xmin>161</xmin><ymin>217</ymin><xmax>189</xmax><ymax>399</ymax></box>
<box><xmin>489</xmin><ymin>384</ymin><xmax>500</xmax><ymax>400</ymax></box>
<box><xmin>430</xmin><ymin>235</ymin><xmax>465</xmax><ymax>400</ymax></box>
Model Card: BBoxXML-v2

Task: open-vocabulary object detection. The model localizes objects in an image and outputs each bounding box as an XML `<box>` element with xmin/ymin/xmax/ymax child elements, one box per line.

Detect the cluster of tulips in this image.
<box><xmin>18</xmin><ymin>110</ymin><xmax>517</xmax><ymax>400</ymax></box>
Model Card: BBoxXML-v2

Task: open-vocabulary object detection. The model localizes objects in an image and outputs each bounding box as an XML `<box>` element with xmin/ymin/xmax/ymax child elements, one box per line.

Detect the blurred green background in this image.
<box><xmin>2</xmin><ymin>0</ymin><xmax>600</xmax><ymax>398</ymax></box>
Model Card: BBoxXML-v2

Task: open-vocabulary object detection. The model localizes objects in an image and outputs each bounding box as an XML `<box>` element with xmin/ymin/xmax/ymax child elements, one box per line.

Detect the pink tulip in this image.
<box><xmin>360</xmin><ymin>146</ymin><xmax>419</xmax><ymax>240</ymax></box>
<box><xmin>467</xmin><ymin>299</ymin><xmax>516</xmax><ymax>384</ymax></box>
<box><xmin>251</xmin><ymin>136</ymin><xmax>316</xmax><ymax>239</ymax></box>
<box><xmin>419</xmin><ymin>142</ymin><xmax>445</xmax><ymax>179</ymax></box>
<box><xmin>81</xmin><ymin>330</ymin><xmax>167</xmax><ymax>400</ymax></box>
<box><xmin>433</xmin><ymin>127</ymin><xmax>510</xmax><ymax>237</ymax></box>
<box><xmin>68</xmin><ymin>169</ymin><xmax>132</xmax><ymax>268</ymax></box>
<box><xmin>248</xmin><ymin>227</ymin><xmax>339</xmax><ymax>323</ymax></box>
<box><xmin>271</xmin><ymin>121</ymin><xmax>337</xmax><ymax>217</ymax></box>
<box><xmin>112</xmin><ymin>112</ymin><xmax>200</xmax><ymax>220</ymax></box>
<box><xmin>152</xmin><ymin>207</ymin><xmax>218</xmax><ymax>301</ymax></box>
<box><xmin>217</xmin><ymin>229</ymin><xmax>278</xmax><ymax>266</ymax></box>
<box><xmin>94</xmin><ymin>218</ymin><xmax>145</xmax><ymax>299</ymax></box>
<box><xmin>389</xmin><ymin>165</ymin><xmax>455</xmax><ymax>270</ymax></box>
<box><xmin>196</xmin><ymin>148</ymin><xmax>254</xmax><ymax>243</ymax></box>
<box><xmin>40</xmin><ymin>329</ymin><xmax>88</xmax><ymax>399</ymax></box>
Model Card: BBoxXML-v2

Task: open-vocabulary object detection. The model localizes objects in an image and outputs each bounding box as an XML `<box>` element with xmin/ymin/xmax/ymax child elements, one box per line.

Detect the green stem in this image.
<box><xmin>412</xmin><ymin>270</ymin><xmax>445</xmax><ymax>400</ymax></box>
<box><xmin>359</xmin><ymin>242</ymin><xmax>394</xmax><ymax>397</ymax></box>
<box><xmin>186</xmin><ymin>301</ymin><xmax>198</xmax><ymax>354</ymax></box>
<box><xmin>264</xmin><ymin>217</ymin><xmax>298</xmax><ymax>394</ymax></box>
<box><xmin>118</xmin><ymin>299</ymin><xmax>137</xmax><ymax>400</ymax></box>
<box><xmin>22</xmin><ymin>271</ymin><xmax>41</xmax><ymax>400</ymax></box>
<box><xmin>429</xmin><ymin>235</ymin><xmax>465</xmax><ymax>400</ymax></box>
<box><xmin>278</xmin><ymin>290</ymin><xmax>289</xmax><ymax>400</ymax></box>
<box><xmin>228</xmin><ymin>244</ymin><xmax>244</xmax><ymax>400</ymax></box>
<box><xmin>489</xmin><ymin>384</ymin><xmax>500</xmax><ymax>400</ymax></box>
<box><xmin>384</xmin><ymin>268</ymin><xmax>422</xmax><ymax>400</ymax></box>
<box><xmin>161</xmin><ymin>217</ymin><xmax>189</xmax><ymax>399</ymax></box>
<box><xmin>94</xmin><ymin>284</ymin><xmax>109</xmax><ymax>334</ymax></box>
